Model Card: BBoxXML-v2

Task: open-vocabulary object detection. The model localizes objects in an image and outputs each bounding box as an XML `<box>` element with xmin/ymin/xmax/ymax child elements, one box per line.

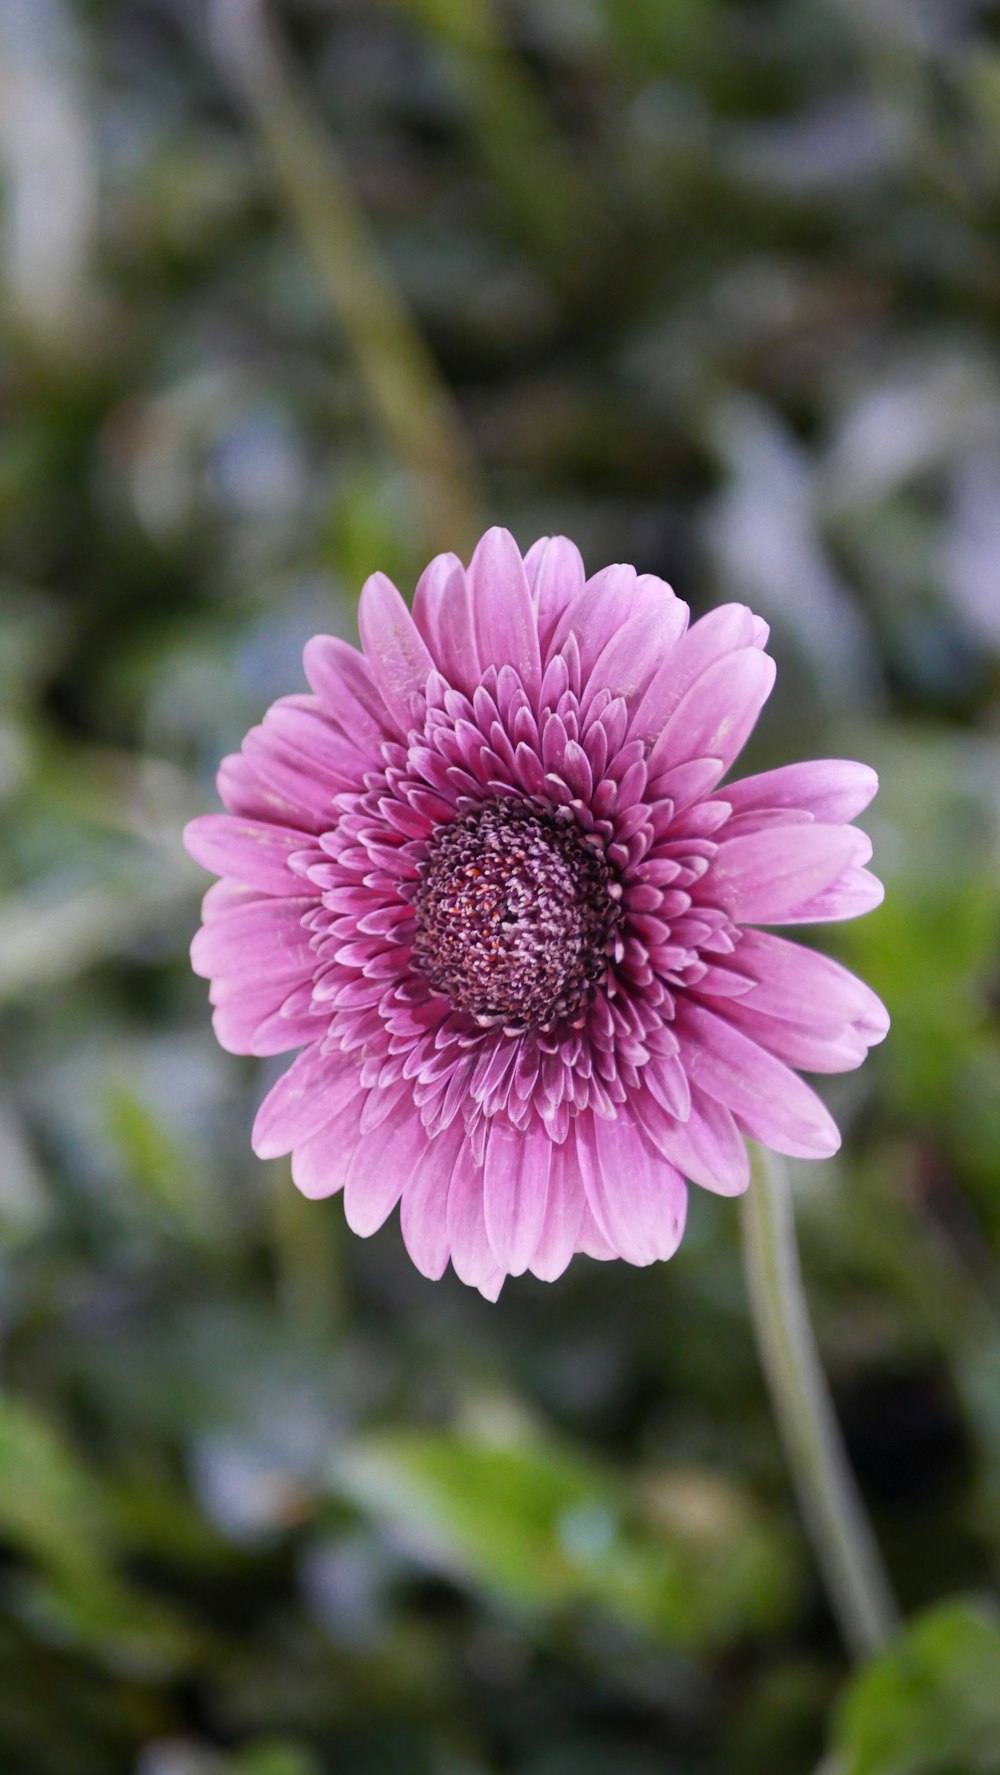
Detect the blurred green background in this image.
<box><xmin>2</xmin><ymin>2</ymin><xmax>1000</xmax><ymax>1771</ymax></box>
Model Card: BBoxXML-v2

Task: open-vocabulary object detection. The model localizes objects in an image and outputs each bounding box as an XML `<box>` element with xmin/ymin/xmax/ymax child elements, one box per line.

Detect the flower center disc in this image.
<box><xmin>412</xmin><ymin>800</ymin><xmax>617</xmax><ymax>1031</ymax></box>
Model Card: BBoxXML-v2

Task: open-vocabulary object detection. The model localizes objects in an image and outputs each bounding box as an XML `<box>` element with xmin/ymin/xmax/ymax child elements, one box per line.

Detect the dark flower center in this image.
<box><xmin>412</xmin><ymin>800</ymin><xmax>618</xmax><ymax>1031</ymax></box>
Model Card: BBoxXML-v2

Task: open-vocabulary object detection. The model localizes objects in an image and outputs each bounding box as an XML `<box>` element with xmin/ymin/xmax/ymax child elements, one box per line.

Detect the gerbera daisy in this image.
<box><xmin>185</xmin><ymin>529</ymin><xmax>887</xmax><ymax>1297</ymax></box>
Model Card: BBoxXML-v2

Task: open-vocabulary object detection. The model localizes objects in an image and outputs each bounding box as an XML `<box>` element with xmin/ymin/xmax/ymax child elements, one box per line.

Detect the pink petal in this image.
<box><xmin>184</xmin><ymin>815</ymin><xmax>310</xmax><ymax>896</ymax></box>
<box><xmin>551</xmin><ymin>565</ymin><xmax>681</xmax><ymax>684</ymax></box>
<box><xmin>779</xmin><ymin>867</ymin><xmax>885</xmax><ymax>924</ymax></box>
<box><xmin>631</xmin><ymin>602</ymin><xmax>766</xmax><ymax>742</ymax></box>
<box><xmin>727</xmin><ymin>930</ymin><xmax>889</xmax><ymax>1040</ymax></box>
<box><xmin>724</xmin><ymin>759</ymin><xmax>878</xmax><ymax>823</ymax></box>
<box><xmin>191</xmin><ymin>896</ymin><xmax>314</xmax><ymax>980</ymax></box>
<box><xmin>585</xmin><ymin>599</ymin><xmax>688</xmax><ymax>715</ymax></box>
<box><xmin>252</xmin><ymin>1046</ymin><xmax>361</xmax><ymax>1158</ymax></box>
<box><xmin>521</xmin><ymin>535</ymin><xmax>551</xmax><ymax>585</ymax></box>
<box><xmin>635</xmin><ymin>572</ymin><xmax>688</xmax><ymax>627</ymax></box>
<box><xmin>263</xmin><ymin>696</ymin><xmax>377</xmax><ymax>783</ymax></box>
<box><xmin>524</xmin><ymin>535</ymin><xmax>586</xmax><ymax>653</ymax></box>
<box><xmin>216</xmin><ymin>753</ymin><xmax>302</xmax><ymax>828</ymax></box>
<box><xmin>677</xmin><ymin>1002</ymin><xmax>841</xmax><ymax>1159</ymax></box>
<box><xmin>528</xmin><ymin>1144</ymin><xmax>586</xmax><ymax>1282</ymax></box>
<box><xmin>468</xmin><ymin>528</ymin><xmax>542</xmax><ymax>701</ymax></box>
<box><xmin>358</xmin><ymin>570</ymin><xmax>434</xmax><ymax>734</ymax></box>
<box><xmin>483</xmin><ymin>1120</ymin><xmax>551</xmax><ymax>1276</ymax></box>
<box><xmin>638</xmin><ymin>1083</ymin><xmax>750</xmax><ymax>1196</ymax></box>
<box><xmin>238</xmin><ymin>732</ymin><xmax>339</xmax><ymax>831</ymax></box>
<box><xmin>400</xmin><ymin>1120</ymin><xmax>467</xmax><ymax>1281</ymax></box>
<box><xmin>576</xmin><ymin>1203</ymin><xmax>617</xmax><ymax>1261</ymax></box>
<box><xmin>647</xmin><ymin>757</ymin><xmax>725</xmax><ymax>813</ymax></box>
<box><xmin>343</xmin><ymin>1090</ymin><xmax>429</xmax><ymax>1236</ymax></box>
<box><xmin>446</xmin><ymin>1152</ymin><xmax>505</xmax><ymax>1296</ymax></box>
<box><xmin>643</xmin><ymin>1054</ymin><xmax>692</xmax><ymax>1119</ymax></box>
<box><xmin>546</xmin><ymin>563</ymin><xmax>632</xmax><ymax>673</ymax></box>
<box><xmin>707</xmin><ymin>823</ymin><xmax>859</xmax><ymax>924</ymax></box>
<box><xmin>646</xmin><ymin>648</ymin><xmax>776</xmax><ymax>781</ymax></box>
<box><xmin>247</xmin><ymin>1002</ymin><xmax>326</xmax><ymax>1056</ymax></box>
<box><xmin>290</xmin><ymin>1096</ymin><xmax>364</xmax><ymax>1199</ymax></box>
<box><xmin>210</xmin><ymin>985</ymin><xmax>318</xmax><ymax>1057</ymax></box>
<box><xmin>577</xmin><ymin>1113</ymin><xmax>688</xmax><ymax>1266</ymax></box>
<box><xmin>412</xmin><ymin>551</ymin><xmax>466</xmax><ymax>662</ymax></box>
<box><xmin>715</xmin><ymin>999</ymin><xmax>870</xmax><ymax>1073</ymax></box>
<box><xmin>301</xmin><ymin>636</ymin><xmax>393</xmax><ymax>750</ymax></box>
<box><xmin>201</xmin><ymin>877</ymin><xmax>267</xmax><ymax>919</ymax></box>
<box><xmin>414</xmin><ymin>554</ymin><xmax>481</xmax><ymax>696</ymax></box>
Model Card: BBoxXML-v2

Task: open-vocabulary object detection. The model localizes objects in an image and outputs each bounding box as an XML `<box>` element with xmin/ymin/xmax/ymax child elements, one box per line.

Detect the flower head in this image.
<box><xmin>185</xmin><ymin>529</ymin><xmax>887</xmax><ymax>1297</ymax></box>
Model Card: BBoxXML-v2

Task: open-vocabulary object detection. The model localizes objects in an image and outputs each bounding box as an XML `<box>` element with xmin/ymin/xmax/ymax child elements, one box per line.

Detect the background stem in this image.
<box><xmin>210</xmin><ymin>0</ymin><xmax>486</xmax><ymax>561</ymax></box>
<box><xmin>742</xmin><ymin>1144</ymin><xmax>900</xmax><ymax>1661</ymax></box>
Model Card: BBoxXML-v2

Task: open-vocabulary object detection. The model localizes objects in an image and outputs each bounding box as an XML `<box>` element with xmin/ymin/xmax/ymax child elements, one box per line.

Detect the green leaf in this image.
<box><xmin>0</xmin><ymin>1397</ymin><xmax>200</xmax><ymax>1677</ymax></box>
<box><xmin>229</xmin><ymin>1743</ymin><xmax>321</xmax><ymax>1775</ymax></box>
<box><xmin>0</xmin><ymin>1396</ymin><xmax>116</xmax><ymax>1587</ymax></box>
<box><xmin>333</xmin><ymin>1425</ymin><xmax>798</xmax><ymax>1650</ymax></box>
<box><xmin>830</xmin><ymin>1598</ymin><xmax>1000</xmax><ymax>1775</ymax></box>
<box><xmin>104</xmin><ymin>1081</ymin><xmax>219</xmax><ymax>1248</ymax></box>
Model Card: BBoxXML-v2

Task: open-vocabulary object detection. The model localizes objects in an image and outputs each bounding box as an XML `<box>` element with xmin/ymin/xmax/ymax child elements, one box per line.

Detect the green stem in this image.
<box><xmin>210</xmin><ymin>0</ymin><xmax>486</xmax><ymax>561</ymax></box>
<box><xmin>742</xmin><ymin>1144</ymin><xmax>899</xmax><ymax>1661</ymax></box>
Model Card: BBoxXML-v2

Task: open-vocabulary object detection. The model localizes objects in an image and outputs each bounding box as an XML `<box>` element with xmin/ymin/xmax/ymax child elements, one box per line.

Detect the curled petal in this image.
<box><xmin>587</xmin><ymin>600</ymin><xmax>688</xmax><ymax>715</ymax></box>
<box><xmin>725</xmin><ymin>929</ymin><xmax>889</xmax><ymax>1041</ymax></box>
<box><xmin>302</xmin><ymin>636</ymin><xmax>392</xmax><ymax>749</ymax></box>
<box><xmin>632</xmin><ymin>602</ymin><xmax>766</xmax><ymax>741</ymax></box>
<box><xmin>412</xmin><ymin>552</ymin><xmax>466</xmax><ymax>662</ymax></box>
<box><xmin>446</xmin><ymin>1147</ymin><xmax>506</xmax><ymax>1298</ymax></box>
<box><xmin>779</xmin><ymin>866</ymin><xmax>885</xmax><ymax>924</ymax></box>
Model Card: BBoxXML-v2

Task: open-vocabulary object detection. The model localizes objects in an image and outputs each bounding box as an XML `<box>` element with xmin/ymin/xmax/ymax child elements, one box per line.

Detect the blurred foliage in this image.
<box><xmin>1</xmin><ymin>0</ymin><xmax>1000</xmax><ymax>1771</ymax></box>
<box><xmin>831</xmin><ymin>1599</ymin><xmax>1000</xmax><ymax>1775</ymax></box>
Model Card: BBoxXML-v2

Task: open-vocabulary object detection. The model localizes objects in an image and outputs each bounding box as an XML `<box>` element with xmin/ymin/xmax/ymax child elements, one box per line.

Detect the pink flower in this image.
<box><xmin>185</xmin><ymin>529</ymin><xmax>887</xmax><ymax>1298</ymax></box>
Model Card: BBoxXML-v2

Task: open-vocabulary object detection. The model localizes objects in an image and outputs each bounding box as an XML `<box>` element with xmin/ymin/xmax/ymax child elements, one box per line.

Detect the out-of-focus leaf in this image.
<box><xmin>135</xmin><ymin>1742</ymin><xmax>320</xmax><ymax>1775</ymax></box>
<box><xmin>829</xmin><ymin>1598</ymin><xmax>1000</xmax><ymax>1775</ymax></box>
<box><xmin>393</xmin><ymin>0</ymin><xmax>608</xmax><ymax>284</ymax></box>
<box><xmin>334</xmin><ymin>1426</ymin><xmax>798</xmax><ymax>1649</ymax></box>
<box><xmin>833</xmin><ymin>726</ymin><xmax>1000</xmax><ymax>1210</ymax></box>
<box><xmin>0</xmin><ymin>584</ymin><xmax>64</xmax><ymax>707</ymax></box>
<box><xmin>0</xmin><ymin>1398</ymin><xmax>200</xmax><ymax>1677</ymax></box>
<box><xmin>0</xmin><ymin>873</ymin><xmax>196</xmax><ymax>1002</ymax></box>
<box><xmin>104</xmin><ymin>1082</ymin><xmax>220</xmax><ymax>1249</ymax></box>
<box><xmin>0</xmin><ymin>1096</ymin><xmax>49</xmax><ymax>1241</ymax></box>
<box><xmin>229</xmin><ymin>1743</ymin><xmax>321</xmax><ymax>1775</ymax></box>
<box><xmin>0</xmin><ymin>1396</ymin><xmax>115</xmax><ymax>1585</ymax></box>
